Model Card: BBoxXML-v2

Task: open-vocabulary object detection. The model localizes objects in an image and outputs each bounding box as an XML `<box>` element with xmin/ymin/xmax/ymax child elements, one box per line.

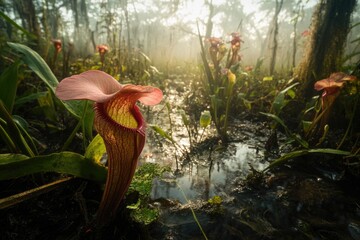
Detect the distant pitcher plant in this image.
<box><xmin>306</xmin><ymin>72</ymin><xmax>356</xmax><ymax>140</ymax></box>
<box><xmin>55</xmin><ymin>70</ymin><xmax>162</xmax><ymax>226</ymax></box>
<box><xmin>198</xmin><ymin>30</ymin><xmax>242</xmax><ymax>142</ymax></box>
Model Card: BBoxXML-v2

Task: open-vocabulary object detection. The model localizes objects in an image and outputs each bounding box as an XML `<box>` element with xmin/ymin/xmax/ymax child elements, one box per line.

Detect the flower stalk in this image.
<box><xmin>56</xmin><ymin>70</ymin><xmax>162</xmax><ymax>226</ymax></box>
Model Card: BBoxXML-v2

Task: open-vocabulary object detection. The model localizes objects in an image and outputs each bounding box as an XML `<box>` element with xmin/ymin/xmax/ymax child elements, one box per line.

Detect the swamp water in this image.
<box><xmin>146</xmin><ymin>140</ymin><xmax>271</xmax><ymax>239</ymax></box>
<box><xmin>140</xmin><ymin>88</ymin><xmax>282</xmax><ymax>239</ymax></box>
<box><xmin>136</xmin><ymin>80</ymin><xmax>360</xmax><ymax>240</ymax></box>
<box><xmin>143</xmin><ymin>124</ymin><xmax>359</xmax><ymax>240</ymax></box>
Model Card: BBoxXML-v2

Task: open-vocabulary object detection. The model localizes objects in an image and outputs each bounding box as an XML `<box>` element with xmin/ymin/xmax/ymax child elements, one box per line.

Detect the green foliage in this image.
<box><xmin>0</xmin><ymin>126</ymin><xmax>108</xmax><ymax>182</ymax></box>
<box><xmin>261</xmin><ymin>112</ymin><xmax>309</xmax><ymax>149</ymax></box>
<box><xmin>0</xmin><ymin>100</ymin><xmax>37</xmax><ymax>156</ymax></box>
<box><xmin>265</xmin><ymin>148</ymin><xmax>351</xmax><ymax>170</ymax></box>
<box><xmin>7</xmin><ymin>42</ymin><xmax>84</xmax><ymax>119</ymax></box>
<box><xmin>200</xmin><ymin>110</ymin><xmax>212</xmax><ymax>128</ymax></box>
<box><xmin>208</xmin><ymin>195</ymin><xmax>222</xmax><ymax>205</ymax></box>
<box><xmin>127</xmin><ymin>163</ymin><xmax>170</xmax><ymax>225</ymax></box>
<box><xmin>207</xmin><ymin>195</ymin><xmax>224</xmax><ymax>215</ymax></box>
<box><xmin>7</xmin><ymin>42</ymin><xmax>95</xmax><ymax>148</ymax></box>
<box><xmin>150</xmin><ymin>124</ymin><xmax>177</xmax><ymax>145</ymax></box>
<box><xmin>271</xmin><ymin>82</ymin><xmax>299</xmax><ymax>116</ymax></box>
<box><xmin>0</xmin><ymin>152</ymin><xmax>107</xmax><ymax>182</ymax></box>
<box><xmin>197</xmin><ymin>28</ymin><xmax>241</xmax><ymax>143</ymax></box>
<box><xmin>84</xmin><ymin>134</ymin><xmax>106</xmax><ymax>164</ymax></box>
<box><xmin>130</xmin><ymin>206</ymin><xmax>159</xmax><ymax>225</ymax></box>
<box><xmin>0</xmin><ymin>62</ymin><xmax>19</xmax><ymax>113</ymax></box>
<box><xmin>129</xmin><ymin>163</ymin><xmax>170</xmax><ymax>196</ymax></box>
<box><xmin>37</xmin><ymin>88</ymin><xmax>57</xmax><ymax>122</ymax></box>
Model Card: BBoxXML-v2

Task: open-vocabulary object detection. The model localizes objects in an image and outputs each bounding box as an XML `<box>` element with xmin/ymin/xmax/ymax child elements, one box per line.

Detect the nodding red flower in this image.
<box><xmin>227</xmin><ymin>32</ymin><xmax>243</xmax><ymax>68</ymax></box>
<box><xmin>207</xmin><ymin>37</ymin><xmax>224</xmax><ymax>67</ymax></box>
<box><xmin>244</xmin><ymin>65</ymin><xmax>253</xmax><ymax>72</ymax></box>
<box><xmin>230</xmin><ymin>32</ymin><xmax>243</xmax><ymax>51</ymax></box>
<box><xmin>96</xmin><ymin>44</ymin><xmax>109</xmax><ymax>55</ymax></box>
<box><xmin>301</xmin><ymin>29</ymin><xmax>311</xmax><ymax>37</ymax></box>
<box><xmin>207</xmin><ymin>37</ymin><xmax>223</xmax><ymax>48</ymax></box>
<box><xmin>52</xmin><ymin>39</ymin><xmax>62</xmax><ymax>53</ymax></box>
<box><xmin>314</xmin><ymin>72</ymin><xmax>356</xmax><ymax>99</ymax></box>
<box><xmin>96</xmin><ymin>45</ymin><xmax>109</xmax><ymax>65</ymax></box>
<box><xmin>55</xmin><ymin>70</ymin><xmax>163</xmax><ymax>226</ymax></box>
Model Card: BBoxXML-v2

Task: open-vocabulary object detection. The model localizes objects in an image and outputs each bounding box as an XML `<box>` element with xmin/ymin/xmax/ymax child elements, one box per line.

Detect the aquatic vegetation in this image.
<box><xmin>56</xmin><ymin>70</ymin><xmax>163</xmax><ymax>226</ymax></box>
<box><xmin>127</xmin><ymin>163</ymin><xmax>170</xmax><ymax>225</ymax></box>
<box><xmin>198</xmin><ymin>29</ymin><xmax>243</xmax><ymax>142</ymax></box>
<box><xmin>261</xmin><ymin>81</ymin><xmax>307</xmax><ymax>150</ymax></box>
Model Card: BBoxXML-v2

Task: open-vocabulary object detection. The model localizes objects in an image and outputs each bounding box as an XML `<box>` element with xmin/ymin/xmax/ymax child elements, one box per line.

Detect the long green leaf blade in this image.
<box><xmin>0</xmin><ymin>62</ymin><xmax>19</xmax><ymax>113</ymax></box>
<box><xmin>265</xmin><ymin>148</ymin><xmax>351</xmax><ymax>170</ymax></box>
<box><xmin>7</xmin><ymin>42</ymin><xmax>84</xmax><ymax>118</ymax></box>
<box><xmin>0</xmin><ymin>152</ymin><xmax>107</xmax><ymax>183</ymax></box>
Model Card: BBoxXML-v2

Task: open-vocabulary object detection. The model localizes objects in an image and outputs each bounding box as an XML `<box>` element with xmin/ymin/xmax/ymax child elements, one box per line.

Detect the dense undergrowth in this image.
<box><xmin>0</xmin><ymin>28</ymin><xmax>359</xmax><ymax>239</ymax></box>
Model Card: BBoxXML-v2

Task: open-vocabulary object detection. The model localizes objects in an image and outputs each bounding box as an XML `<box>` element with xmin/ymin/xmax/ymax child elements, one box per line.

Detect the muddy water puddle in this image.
<box><xmin>140</xmin><ymin>117</ymin><xmax>278</xmax><ymax>239</ymax></box>
<box><xmin>150</xmin><ymin>142</ymin><xmax>267</xmax><ymax>203</ymax></box>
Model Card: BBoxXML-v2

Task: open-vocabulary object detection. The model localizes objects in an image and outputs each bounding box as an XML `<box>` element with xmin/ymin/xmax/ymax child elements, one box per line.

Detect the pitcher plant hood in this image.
<box><xmin>55</xmin><ymin>70</ymin><xmax>162</xmax><ymax>226</ymax></box>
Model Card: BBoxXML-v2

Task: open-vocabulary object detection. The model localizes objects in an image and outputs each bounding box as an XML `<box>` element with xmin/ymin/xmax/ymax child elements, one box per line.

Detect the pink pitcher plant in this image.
<box><xmin>227</xmin><ymin>32</ymin><xmax>243</xmax><ymax>68</ymax></box>
<box><xmin>96</xmin><ymin>44</ymin><xmax>109</xmax><ymax>66</ymax></box>
<box><xmin>309</xmin><ymin>72</ymin><xmax>356</xmax><ymax>138</ymax></box>
<box><xmin>55</xmin><ymin>70</ymin><xmax>162</xmax><ymax>226</ymax></box>
<box><xmin>51</xmin><ymin>39</ymin><xmax>62</xmax><ymax>66</ymax></box>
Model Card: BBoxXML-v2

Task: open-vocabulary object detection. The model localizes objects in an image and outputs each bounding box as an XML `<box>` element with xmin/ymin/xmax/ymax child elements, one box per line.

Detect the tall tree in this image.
<box><xmin>13</xmin><ymin>0</ymin><xmax>41</xmax><ymax>49</ymax></box>
<box><xmin>268</xmin><ymin>0</ymin><xmax>283</xmax><ymax>75</ymax></box>
<box><xmin>296</xmin><ymin>0</ymin><xmax>357</xmax><ymax>99</ymax></box>
<box><xmin>291</xmin><ymin>0</ymin><xmax>303</xmax><ymax>70</ymax></box>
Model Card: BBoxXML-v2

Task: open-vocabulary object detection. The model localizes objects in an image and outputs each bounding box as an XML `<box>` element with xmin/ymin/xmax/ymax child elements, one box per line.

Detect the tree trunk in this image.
<box><xmin>269</xmin><ymin>0</ymin><xmax>283</xmax><ymax>75</ymax></box>
<box><xmin>205</xmin><ymin>0</ymin><xmax>214</xmax><ymax>40</ymax></box>
<box><xmin>13</xmin><ymin>0</ymin><xmax>41</xmax><ymax>49</ymax></box>
<box><xmin>296</xmin><ymin>0</ymin><xmax>357</xmax><ymax>99</ymax></box>
<box><xmin>292</xmin><ymin>1</ymin><xmax>302</xmax><ymax>70</ymax></box>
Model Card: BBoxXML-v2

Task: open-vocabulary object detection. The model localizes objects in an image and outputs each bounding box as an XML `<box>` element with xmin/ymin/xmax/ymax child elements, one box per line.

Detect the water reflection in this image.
<box><xmin>150</xmin><ymin>142</ymin><xmax>267</xmax><ymax>203</ymax></box>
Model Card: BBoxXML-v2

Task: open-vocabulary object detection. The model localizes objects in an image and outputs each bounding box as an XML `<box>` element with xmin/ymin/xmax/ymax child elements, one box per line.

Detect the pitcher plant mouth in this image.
<box><xmin>55</xmin><ymin>70</ymin><xmax>163</xmax><ymax>226</ymax></box>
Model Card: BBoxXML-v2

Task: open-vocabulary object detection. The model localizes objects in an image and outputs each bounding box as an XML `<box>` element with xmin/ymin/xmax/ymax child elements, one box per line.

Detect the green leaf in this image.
<box><xmin>0</xmin><ymin>121</ymin><xmax>17</xmax><ymax>152</ymax></box>
<box><xmin>0</xmin><ymin>101</ymin><xmax>35</xmax><ymax>156</ymax></box>
<box><xmin>0</xmin><ymin>152</ymin><xmax>107</xmax><ymax>182</ymax></box>
<box><xmin>302</xmin><ymin>120</ymin><xmax>312</xmax><ymax>132</ymax></box>
<box><xmin>8</xmin><ymin>42</ymin><xmax>58</xmax><ymax>90</ymax></box>
<box><xmin>85</xmin><ymin>134</ymin><xmax>106</xmax><ymax>165</ymax></box>
<box><xmin>180</xmin><ymin>110</ymin><xmax>190</xmax><ymax>126</ymax></box>
<box><xmin>150</xmin><ymin>124</ymin><xmax>176</xmax><ymax>144</ymax></box>
<box><xmin>7</xmin><ymin>42</ymin><xmax>84</xmax><ymax>118</ymax></box>
<box><xmin>0</xmin><ymin>62</ymin><xmax>19</xmax><ymax>113</ymax></box>
<box><xmin>265</xmin><ymin>148</ymin><xmax>351</xmax><ymax>170</ymax></box>
<box><xmin>12</xmin><ymin>115</ymin><xmax>29</xmax><ymax>131</ymax></box>
<box><xmin>287</xmin><ymin>89</ymin><xmax>296</xmax><ymax>99</ymax></box>
<box><xmin>263</xmin><ymin>76</ymin><xmax>273</xmax><ymax>81</ymax></box>
<box><xmin>37</xmin><ymin>89</ymin><xmax>57</xmax><ymax>122</ymax></box>
<box><xmin>260</xmin><ymin>112</ymin><xmax>308</xmax><ymax>148</ymax></box>
<box><xmin>127</xmin><ymin>198</ymin><xmax>141</xmax><ymax>210</ymax></box>
<box><xmin>242</xmin><ymin>98</ymin><xmax>252</xmax><ymax>110</ymax></box>
<box><xmin>200</xmin><ymin>110</ymin><xmax>211</xmax><ymax>128</ymax></box>
<box><xmin>130</xmin><ymin>207</ymin><xmax>159</xmax><ymax>225</ymax></box>
<box><xmin>15</xmin><ymin>92</ymin><xmax>47</xmax><ymax>106</ymax></box>
<box><xmin>272</xmin><ymin>82</ymin><xmax>299</xmax><ymax>115</ymax></box>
